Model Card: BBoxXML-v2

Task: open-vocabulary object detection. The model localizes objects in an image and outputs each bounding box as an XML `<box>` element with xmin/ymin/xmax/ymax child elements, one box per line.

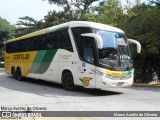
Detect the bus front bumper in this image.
<box><xmin>96</xmin><ymin>75</ymin><xmax>133</xmax><ymax>90</ymax></box>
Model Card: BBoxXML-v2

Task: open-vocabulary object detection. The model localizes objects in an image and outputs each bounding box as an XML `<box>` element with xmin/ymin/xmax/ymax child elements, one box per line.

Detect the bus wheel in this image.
<box><xmin>16</xmin><ymin>68</ymin><xmax>23</xmax><ymax>81</ymax></box>
<box><xmin>62</xmin><ymin>71</ymin><xmax>76</xmax><ymax>91</ymax></box>
<box><xmin>11</xmin><ymin>67</ymin><xmax>16</xmax><ymax>79</ymax></box>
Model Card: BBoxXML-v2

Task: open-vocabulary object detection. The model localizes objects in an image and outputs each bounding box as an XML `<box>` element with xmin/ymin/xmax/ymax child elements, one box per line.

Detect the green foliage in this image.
<box><xmin>16</xmin><ymin>0</ymin><xmax>99</xmax><ymax>35</ymax></box>
<box><xmin>15</xmin><ymin>16</ymin><xmax>44</xmax><ymax>37</ymax></box>
<box><xmin>43</xmin><ymin>7</ymin><xmax>76</xmax><ymax>27</ymax></box>
<box><xmin>90</xmin><ymin>0</ymin><xmax>123</xmax><ymax>26</ymax></box>
<box><xmin>0</xmin><ymin>17</ymin><xmax>15</xmax><ymax>53</ymax></box>
<box><xmin>43</xmin><ymin>0</ymin><xmax>99</xmax><ymax>20</ymax></box>
<box><xmin>0</xmin><ymin>54</ymin><xmax>4</xmax><ymax>61</ymax></box>
<box><xmin>44</xmin><ymin>0</ymin><xmax>68</xmax><ymax>5</ymax></box>
<box><xmin>0</xmin><ymin>17</ymin><xmax>14</xmax><ymax>41</ymax></box>
<box><xmin>118</xmin><ymin>4</ymin><xmax>160</xmax><ymax>82</ymax></box>
<box><xmin>15</xmin><ymin>11</ymin><xmax>71</xmax><ymax>37</ymax></box>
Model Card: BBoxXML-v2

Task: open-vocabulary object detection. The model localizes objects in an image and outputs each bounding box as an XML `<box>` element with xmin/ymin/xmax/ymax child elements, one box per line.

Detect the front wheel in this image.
<box><xmin>62</xmin><ymin>72</ymin><xmax>76</xmax><ymax>91</ymax></box>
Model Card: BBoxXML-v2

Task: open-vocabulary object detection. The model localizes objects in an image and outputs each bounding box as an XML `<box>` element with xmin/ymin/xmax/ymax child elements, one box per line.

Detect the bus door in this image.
<box><xmin>78</xmin><ymin>37</ymin><xmax>96</xmax><ymax>88</ymax></box>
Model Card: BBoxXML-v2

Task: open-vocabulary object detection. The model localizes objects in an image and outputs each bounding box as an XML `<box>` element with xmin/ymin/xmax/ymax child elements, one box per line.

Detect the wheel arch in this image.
<box><xmin>16</xmin><ymin>66</ymin><xmax>21</xmax><ymax>71</ymax></box>
<box><xmin>61</xmin><ymin>68</ymin><xmax>77</xmax><ymax>90</ymax></box>
<box><xmin>11</xmin><ymin>66</ymin><xmax>15</xmax><ymax>75</ymax></box>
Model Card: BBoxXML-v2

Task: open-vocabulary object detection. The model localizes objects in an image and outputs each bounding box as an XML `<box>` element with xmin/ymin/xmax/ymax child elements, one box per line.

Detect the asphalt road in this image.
<box><xmin>0</xmin><ymin>68</ymin><xmax>160</xmax><ymax>120</ymax></box>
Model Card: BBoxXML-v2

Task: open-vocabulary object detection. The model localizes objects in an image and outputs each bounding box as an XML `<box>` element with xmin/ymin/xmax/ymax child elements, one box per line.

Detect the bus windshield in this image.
<box><xmin>93</xmin><ymin>29</ymin><xmax>133</xmax><ymax>70</ymax></box>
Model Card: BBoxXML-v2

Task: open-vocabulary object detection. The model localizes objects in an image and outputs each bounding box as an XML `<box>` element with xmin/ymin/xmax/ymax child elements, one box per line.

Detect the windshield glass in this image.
<box><xmin>93</xmin><ymin>29</ymin><xmax>133</xmax><ymax>70</ymax></box>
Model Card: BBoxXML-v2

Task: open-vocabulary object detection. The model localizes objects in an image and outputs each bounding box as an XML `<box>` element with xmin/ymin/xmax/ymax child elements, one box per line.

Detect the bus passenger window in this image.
<box><xmin>57</xmin><ymin>29</ymin><xmax>73</xmax><ymax>52</ymax></box>
<box><xmin>46</xmin><ymin>33</ymin><xmax>55</xmax><ymax>49</ymax></box>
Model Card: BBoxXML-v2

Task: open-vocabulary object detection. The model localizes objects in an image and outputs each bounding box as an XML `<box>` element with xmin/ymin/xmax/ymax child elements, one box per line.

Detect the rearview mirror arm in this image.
<box><xmin>128</xmin><ymin>39</ymin><xmax>141</xmax><ymax>53</ymax></box>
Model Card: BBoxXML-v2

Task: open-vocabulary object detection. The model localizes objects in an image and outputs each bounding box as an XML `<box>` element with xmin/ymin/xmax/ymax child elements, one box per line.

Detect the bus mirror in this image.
<box><xmin>128</xmin><ymin>39</ymin><xmax>141</xmax><ymax>53</ymax></box>
<box><xmin>81</xmin><ymin>33</ymin><xmax>103</xmax><ymax>49</ymax></box>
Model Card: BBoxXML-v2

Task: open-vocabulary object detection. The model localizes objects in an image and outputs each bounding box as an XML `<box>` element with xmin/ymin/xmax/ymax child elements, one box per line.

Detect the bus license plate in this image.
<box><xmin>117</xmin><ymin>82</ymin><xmax>124</xmax><ymax>86</ymax></box>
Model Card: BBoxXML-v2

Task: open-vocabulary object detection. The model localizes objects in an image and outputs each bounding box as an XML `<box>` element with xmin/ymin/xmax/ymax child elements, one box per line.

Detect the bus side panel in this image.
<box><xmin>43</xmin><ymin>50</ymin><xmax>60</xmax><ymax>82</ymax></box>
<box><xmin>43</xmin><ymin>61</ymin><xmax>59</xmax><ymax>82</ymax></box>
<box><xmin>5</xmin><ymin>51</ymin><xmax>38</xmax><ymax>77</ymax></box>
<box><xmin>78</xmin><ymin>62</ymin><xmax>96</xmax><ymax>88</ymax></box>
<box><xmin>27</xmin><ymin>49</ymin><xmax>58</xmax><ymax>81</ymax></box>
<box><xmin>58</xmin><ymin>49</ymin><xmax>80</xmax><ymax>85</ymax></box>
<box><xmin>5</xmin><ymin>52</ymin><xmax>12</xmax><ymax>74</ymax></box>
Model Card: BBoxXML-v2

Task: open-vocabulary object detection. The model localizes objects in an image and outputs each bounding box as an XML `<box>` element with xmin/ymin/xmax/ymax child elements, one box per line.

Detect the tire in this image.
<box><xmin>11</xmin><ymin>67</ymin><xmax>17</xmax><ymax>79</ymax></box>
<box><xmin>16</xmin><ymin>68</ymin><xmax>23</xmax><ymax>81</ymax></box>
<box><xmin>62</xmin><ymin>71</ymin><xmax>76</xmax><ymax>91</ymax></box>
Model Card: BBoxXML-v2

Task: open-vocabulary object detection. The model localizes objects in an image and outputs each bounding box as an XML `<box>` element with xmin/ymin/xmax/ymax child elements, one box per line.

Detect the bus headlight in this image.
<box><xmin>102</xmin><ymin>73</ymin><xmax>109</xmax><ymax>78</ymax></box>
<box><xmin>96</xmin><ymin>70</ymin><xmax>110</xmax><ymax>78</ymax></box>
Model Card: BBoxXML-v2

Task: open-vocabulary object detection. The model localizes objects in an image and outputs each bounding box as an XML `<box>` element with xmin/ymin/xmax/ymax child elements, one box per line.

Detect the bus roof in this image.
<box><xmin>68</xmin><ymin>21</ymin><xmax>124</xmax><ymax>33</ymax></box>
<box><xmin>7</xmin><ymin>21</ymin><xmax>124</xmax><ymax>43</ymax></box>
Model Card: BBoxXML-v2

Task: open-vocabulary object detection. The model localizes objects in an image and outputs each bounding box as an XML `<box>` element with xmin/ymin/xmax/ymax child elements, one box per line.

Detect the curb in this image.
<box><xmin>132</xmin><ymin>83</ymin><xmax>160</xmax><ymax>87</ymax></box>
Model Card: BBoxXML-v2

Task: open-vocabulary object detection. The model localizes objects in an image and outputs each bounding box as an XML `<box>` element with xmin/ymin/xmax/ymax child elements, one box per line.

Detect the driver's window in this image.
<box><xmin>83</xmin><ymin>40</ymin><xmax>94</xmax><ymax>64</ymax></box>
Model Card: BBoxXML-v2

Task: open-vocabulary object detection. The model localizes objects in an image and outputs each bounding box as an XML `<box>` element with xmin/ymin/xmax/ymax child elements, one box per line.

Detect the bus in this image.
<box><xmin>5</xmin><ymin>21</ymin><xmax>141</xmax><ymax>90</ymax></box>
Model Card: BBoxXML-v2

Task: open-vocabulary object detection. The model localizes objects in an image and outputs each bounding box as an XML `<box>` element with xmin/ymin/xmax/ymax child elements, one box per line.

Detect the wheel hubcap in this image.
<box><xmin>66</xmin><ymin>77</ymin><xmax>73</xmax><ymax>86</ymax></box>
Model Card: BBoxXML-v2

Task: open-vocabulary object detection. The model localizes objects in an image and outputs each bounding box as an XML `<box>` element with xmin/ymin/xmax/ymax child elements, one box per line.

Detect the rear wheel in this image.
<box><xmin>62</xmin><ymin>71</ymin><xmax>76</xmax><ymax>91</ymax></box>
<box><xmin>11</xmin><ymin>67</ymin><xmax>17</xmax><ymax>79</ymax></box>
<box><xmin>16</xmin><ymin>68</ymin><xmax>23</xmax><ymax>81</ymax></box>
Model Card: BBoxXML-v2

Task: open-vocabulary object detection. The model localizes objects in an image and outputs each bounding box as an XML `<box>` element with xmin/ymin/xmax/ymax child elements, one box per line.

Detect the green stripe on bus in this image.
<box><xmin>30</xmin><ymin>49</ymin><xmax>57</xmax><ymax>74</ymax></box>
<box><xmin>30</xmin><ymin>50</ymin><xmax>46</xmax><ymax>73</ymax></box>
<box><xmin>122</xmin><ymin>70</ymin><xmax>133</xmax><ymax>75</ymax></box>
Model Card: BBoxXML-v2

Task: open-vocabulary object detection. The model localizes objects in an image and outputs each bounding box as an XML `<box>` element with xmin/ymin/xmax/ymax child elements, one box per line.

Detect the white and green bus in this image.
<box><xmin>5</xmin><ymin>21</ymin><xmax>141</xmax><ymax>90</ymax></box>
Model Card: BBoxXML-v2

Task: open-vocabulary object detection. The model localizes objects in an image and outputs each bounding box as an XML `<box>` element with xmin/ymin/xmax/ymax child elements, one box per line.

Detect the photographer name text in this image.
<box><xmin>1</xmin><ymin>106</ymin><xmax>47</xmax><ymax>111</ymax></box>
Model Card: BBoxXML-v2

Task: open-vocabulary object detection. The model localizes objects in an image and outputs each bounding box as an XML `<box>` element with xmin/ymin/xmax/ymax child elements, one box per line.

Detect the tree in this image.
<box><xmin>15</xmin><ymin>11</ymin><xmax>71</xmax><ymax>37</ymax></box>
<box><xmin>43</xmin><ymin>8</ymin><xmax>75</xmax><ymax>27</ymax></box>
<box><xmin>0</xmin><ymin>17</ymin><xmax>14</xmax><ymax>63</ymax></box>
<box><xmin>15</xmin><ymin>16</ymin><xmax>44</xmax><ymax>37</ymax></box>
<box><xmin>118</xmin><ymin>4</ymin><xmax>160</xmax><ymax>83</ymax></box>
<box><xmin>90</xmin><ymin>0</ymin><xmax>123</xmax><ymax>26</ymax></box>
<box><xmin>43</xmin><ymin>0</ymin><xmax>99</xmax><ymax>20</ymax></box>
<box><xmin>0</xmin><ymin>17</ymin><xmax>15</xmax><ymax>53</ymax></box>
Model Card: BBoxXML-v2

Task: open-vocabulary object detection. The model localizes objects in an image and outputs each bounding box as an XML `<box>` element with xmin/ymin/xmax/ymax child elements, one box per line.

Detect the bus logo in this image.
<box><xmin>80</xmin><ymin>77</ymin><xmax>93</xmax><ymax>86</ymax></box>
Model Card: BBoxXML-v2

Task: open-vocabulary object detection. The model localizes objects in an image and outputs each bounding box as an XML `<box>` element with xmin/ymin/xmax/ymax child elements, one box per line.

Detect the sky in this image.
<box><xmin>0</xmin><ymin>0</ymin><xmax>148</xmax><ymax>25</ymax></box>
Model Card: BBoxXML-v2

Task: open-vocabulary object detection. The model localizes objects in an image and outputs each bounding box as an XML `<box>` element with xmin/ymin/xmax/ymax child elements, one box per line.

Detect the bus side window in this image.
<box><xmin>6</xmin><ymin>42</ymin><xmax>12</xmax><ymax>53</ymax></box>
<box><xmin>55</xmin><ymin>31</ymin><xmax>61</xmax><ymax>48</ymax></box>
<box><xmin>32</xmin><ymin>37</ymin><xmax>38</xmax><ymax>50</ymax></box>
<box><xmin>41</xmin><ymin>36</ymin><xmax>47</xmax><ymax>50</ymax></box>
<box><xmin>71</xmin><ymin>27</ymin><xmax>92</xmax><ymax>57</ymax></box>
<box><xmin>46</xmin><ymin>33</ymin><xmax>55</xmax><ymax>49</ymax></box>
<box><xmin>56</xmin><ymin>29</ymin><xmax>73</xmax><ymax>52</ymax></box>
<box><xmin>24</xmin><ymin>39</ymin><xmax>28</xmax><ymax>51</ymax></box>
<box><xmin>14</xmin><ymin>41</ymin><xmax>19</xmax><ymax>52</ymax></box>
<box><xmin>83</xmin><ymin>39</ymin><xmax>94</xmax><ymax>64</ymax></box>
<box><xmin>61</xmin><ymin>30</ymin><xmax>73</xmax><ymax>52</ymax></box>
<box><xmin>72</xmin><ymin>27</ymin><xmax>92</xmax><ymax>48</ymax></box>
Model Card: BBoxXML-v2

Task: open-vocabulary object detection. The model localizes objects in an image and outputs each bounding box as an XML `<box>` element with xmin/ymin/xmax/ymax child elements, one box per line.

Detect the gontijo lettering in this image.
<box><xmin>13</xmin><ymin>54</ymin><xmax>29</xmax><ymax>60</ymax></box>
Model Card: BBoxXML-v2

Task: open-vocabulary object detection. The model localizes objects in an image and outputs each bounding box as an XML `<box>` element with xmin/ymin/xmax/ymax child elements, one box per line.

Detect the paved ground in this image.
<box><xmin>0</xmin><ymin>68</ymin><xmax>160</xmax><ymax>120</ymax></box>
